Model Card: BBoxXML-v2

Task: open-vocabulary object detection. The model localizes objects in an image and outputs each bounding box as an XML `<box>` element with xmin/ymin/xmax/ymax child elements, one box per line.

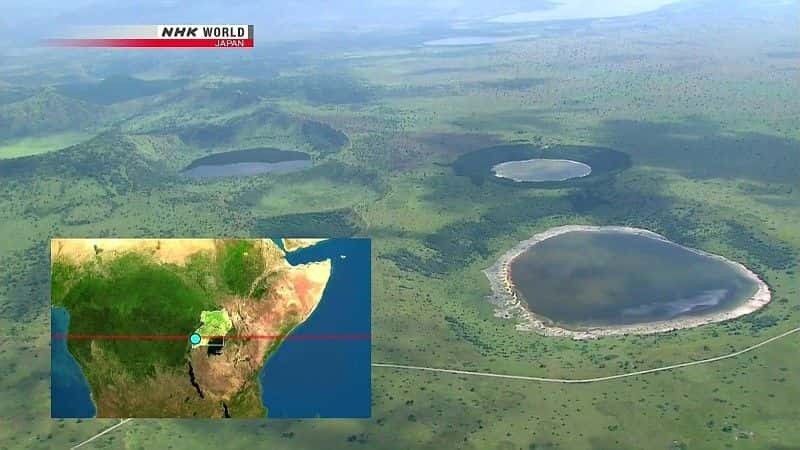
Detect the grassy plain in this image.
<box><xmin>0</xmin><ymin>0</ymin><xmax>798</xmax><ymax>448</ymax></box>
<box><xmin>0</xmin><ymin>132</ymin><xmax>91</xmax><ymax>159</ymax></box>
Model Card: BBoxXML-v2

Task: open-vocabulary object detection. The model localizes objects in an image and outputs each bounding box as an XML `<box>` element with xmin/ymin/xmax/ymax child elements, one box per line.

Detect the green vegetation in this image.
<box><xmin>145</xmin><ymin>106</ymin><xmax>307</xmax><ymax>153</ymax></box>
<box><xmin>55</xmin><ymin>75</ymin><xmax>185</xmax><ymax>105</ymax></box>
<box><xmin>203</xmin><ymin>73</ymin><xmax>374</xmax><ymax>105</ymax></box>
<box><xmin>0</xmin><ymin>132</ymin><xmax>91</xmax><ymax>159</ymax></box>
<box><xmin>254</xmin><ymin>208</ymin><xmax>366</xmax><ymax>237</ymax></box>
<box><xmin>0</xmin><ymin>90</ymin><xmax>99</xmax><ymax>139</ymax></box>
<box><xmin>293</xmin><ymin>73</ymin><xmax>375</xmax><ymax>105</ymax></box>
<box><xmin>0</xmin><ymin>133</ymin><xmax>169</xmax><ymax>191</ymax></box>
<box><xmin>53</xmin><ymin>252</ymin><xmax>216</xmax><ymax>378</ymax></box>
<box><xmin>235</xmin><ymin>161</ymin><xmax>387</xmax><ymax>216</ymax></box>
<box><xmin>217</xmin><ymin>240</ymin><xmax>265</xmax><ymax>297</ymax></box>
<box><xmin>3</xmin><ymin>0</ymin><xmax>800</xmax><ymax>447</ymax></box>
<box><xmin>301</xmin><ymin>120</ymin><xmax>349</xmax><ymax>154</ymax></box>
<box><xmin>48</xmin><ymin>240</ymin><xmax>296</xmax><ymax>418</ymax></box>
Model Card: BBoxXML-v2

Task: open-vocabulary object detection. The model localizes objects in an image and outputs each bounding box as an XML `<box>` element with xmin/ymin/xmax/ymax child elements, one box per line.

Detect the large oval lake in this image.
<box><xmin>492</xmin><ymin>158</ymin><xmax>591</xmax><ymax>182</ymax></box>
<box><xmin>183</xmin><ymin>148</ymin><xmax>311</xmax><ymax>179</ymax></box>
<box><xmin>508</xmin><ymin>229</ymin><xmax>760</xmax><ymax>328</ymax></box>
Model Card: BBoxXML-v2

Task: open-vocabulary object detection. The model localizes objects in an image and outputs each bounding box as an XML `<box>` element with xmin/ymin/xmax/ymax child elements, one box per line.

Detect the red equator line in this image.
<box><xmin>51</xmin><ymin>334</ymin><xmax>370</xmax><ymax>341</ymax></box>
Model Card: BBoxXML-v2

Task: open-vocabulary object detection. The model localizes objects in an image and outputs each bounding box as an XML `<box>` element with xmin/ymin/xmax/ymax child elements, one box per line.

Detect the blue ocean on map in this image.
<box><xmin>51</xmin><ymin>307</ymin><xmax>96</xmax><ymax>418</ymax></box>
<box><xmin>259</xmin><ymin>238</ymin><xmax>372</xmax><ymax>418</ymax></box>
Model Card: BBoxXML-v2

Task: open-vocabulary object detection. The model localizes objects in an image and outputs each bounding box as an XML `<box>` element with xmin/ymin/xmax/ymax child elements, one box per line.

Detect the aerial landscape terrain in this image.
<box><xmin>0</xmin><ymin>0</ymin><xmax>798</xmax><ymax>448</ymax></box>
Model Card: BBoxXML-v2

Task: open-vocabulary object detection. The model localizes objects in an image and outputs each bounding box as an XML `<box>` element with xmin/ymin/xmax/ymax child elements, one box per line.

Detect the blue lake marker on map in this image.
<box><xmin>189</xmin><ymin>332</ymin><xmax>202</xmax><ymax>345</ymax></box>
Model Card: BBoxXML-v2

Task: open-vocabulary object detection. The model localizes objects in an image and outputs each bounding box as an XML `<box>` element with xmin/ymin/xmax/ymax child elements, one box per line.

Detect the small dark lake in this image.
<box><xmin>183</xmin><ymin>148</ymin><xmax>311</xmax><ymax>179</ymax></box>
<box><xmin>509</xmin><ymin>229</ymin><xmax>759</xmax><ymax>328</ymax></box>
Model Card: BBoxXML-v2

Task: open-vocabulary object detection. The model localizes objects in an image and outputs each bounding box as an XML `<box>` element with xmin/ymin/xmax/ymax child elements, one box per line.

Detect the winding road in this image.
<box><xmin>71</xmin><ymin>419</ymin><xmax>131</xmax><ymax>449</ymax></box>
<box><xmin>70</xmin><ymin>326</ymin><xmax>800</xmax><ymax>449</ymax></box>
<box><xmin>373</xmin><ymin>326</ymin><xmax>800</xmax><ymax>383</ymax></box>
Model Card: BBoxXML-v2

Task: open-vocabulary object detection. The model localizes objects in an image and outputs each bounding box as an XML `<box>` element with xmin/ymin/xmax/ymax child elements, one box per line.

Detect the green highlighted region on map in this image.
<box><xmin>192</xmin><ymin>310</ymin><xmax>233</xmax><ymax>347</ymax></box>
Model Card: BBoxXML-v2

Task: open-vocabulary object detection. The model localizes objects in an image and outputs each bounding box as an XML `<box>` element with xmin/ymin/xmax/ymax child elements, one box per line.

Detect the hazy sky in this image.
<box><xmin>0</xmin><ymin>0</ymin><xmax>685</xmax><ymax>40</ymax></box>
<box><xmin>491</xmin><ymin>0</ymin><xmax>680</xmax><ymax>23</ymax></box>
<box><xmin>2</xmin><ymin>0</ymin><xmax>539</xmax><ymax>27</ymax></box>
<box><xmin>9</xmin><ymin>0</ymin><xmax>796</xmax><ymax>45</ymax></box>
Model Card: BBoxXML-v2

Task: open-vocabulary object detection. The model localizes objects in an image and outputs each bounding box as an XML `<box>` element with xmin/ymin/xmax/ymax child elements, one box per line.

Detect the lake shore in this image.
<box><xmin>483</xmin><ymin>225</ymin><xmax>772</xmax><ymax>340</ymax></box>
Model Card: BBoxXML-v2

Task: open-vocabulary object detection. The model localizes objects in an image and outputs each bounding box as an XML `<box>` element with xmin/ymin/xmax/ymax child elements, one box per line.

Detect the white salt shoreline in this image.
<box><xmin>483</xmin><ymin>225</ymin><xmax>772</xmax><ymax>340</ymax></box>
<box><xmin>491</xmin><ymin>158</ymin><xmax>592</xmax><ymax>182</ymax></box>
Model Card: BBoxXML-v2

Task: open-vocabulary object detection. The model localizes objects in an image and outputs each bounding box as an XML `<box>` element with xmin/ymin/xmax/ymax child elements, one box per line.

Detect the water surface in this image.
<box><xmin>51</xmin><ymin>307</ymin><xmax>96</xmax><ymax>418</ymax></box>
<box><xmin>492</xmin><ymin>158</ymin><xmax>591</xmax><ymax>182</ymax></box>
<box><xmin>184</xmin><ymin>160</ymin><xmax>311</xmax><ymax>179</ymax></box>
<box><xmin>509</xmin><ymin>230</ymin><xmax>758</xmax><ymax>328</ymax></box>
<box><xmin>259</xmin><ymin>239</ymin><xmax>371</xmax><ymax>418</ymax></box>
<box><xmin>183</xmin><ymin>148</ymin><xmax>311</xmax><ymax>179</ymax></box>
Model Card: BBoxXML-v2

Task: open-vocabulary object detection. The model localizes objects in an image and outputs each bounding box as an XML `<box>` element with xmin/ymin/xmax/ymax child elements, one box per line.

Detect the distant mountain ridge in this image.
<box><xmin>0</xmin><ymin>90</ymin><xmax>99</xmax><ymax>139</ymax></box>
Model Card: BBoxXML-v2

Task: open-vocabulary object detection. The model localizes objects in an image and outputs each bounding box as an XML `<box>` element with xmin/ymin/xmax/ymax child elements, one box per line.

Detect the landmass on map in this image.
<box><xmin>50</xmin><ymin>238</ymin><xmax>331</xmax><ymax>418</ymax></box>
<box><xmin>282</xmin><ymin>238</ymin><xmax>328</xmax><ymax>252</ymax></box>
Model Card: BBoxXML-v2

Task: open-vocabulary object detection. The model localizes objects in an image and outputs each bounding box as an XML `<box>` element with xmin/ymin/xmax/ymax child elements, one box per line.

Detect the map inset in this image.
<box><xmin>51</xmin><ymin>238</ymin><xmax>371</xmax><ymax>418</ymax></box>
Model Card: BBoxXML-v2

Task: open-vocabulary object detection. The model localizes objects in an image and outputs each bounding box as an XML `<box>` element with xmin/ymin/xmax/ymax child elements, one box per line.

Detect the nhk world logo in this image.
<box><xmin>158</xmin><ymin>25</ymin><xmax>250</xmax><ymax>39</ymax></box>
<box><xmin>45</xmin><ymin>25</ymin><xmax>254</xmax><ymax>48</ymax></box>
